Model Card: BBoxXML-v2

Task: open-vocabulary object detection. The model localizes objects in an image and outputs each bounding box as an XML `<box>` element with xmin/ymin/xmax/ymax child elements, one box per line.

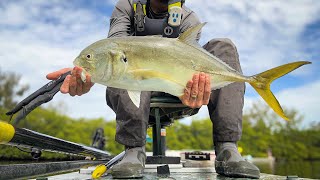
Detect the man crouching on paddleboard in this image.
<box><xmin>47</xmin><ymin>0</ymin><xmax>260</xmax><ymax>178</ymax></box>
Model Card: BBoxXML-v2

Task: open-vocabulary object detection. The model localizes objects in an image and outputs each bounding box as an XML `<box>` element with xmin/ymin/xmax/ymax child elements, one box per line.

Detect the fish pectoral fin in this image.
<box><xmin>127</xmin><ymin>90</ymin><xmax>141</xmax><ymax>108</ymax></box>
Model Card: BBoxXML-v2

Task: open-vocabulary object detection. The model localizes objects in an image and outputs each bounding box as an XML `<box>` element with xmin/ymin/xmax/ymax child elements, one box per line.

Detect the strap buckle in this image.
<box><xmin>134</xmin><ymin>2</ymin><xmax>146</xmax><ymax>33</ymax></box>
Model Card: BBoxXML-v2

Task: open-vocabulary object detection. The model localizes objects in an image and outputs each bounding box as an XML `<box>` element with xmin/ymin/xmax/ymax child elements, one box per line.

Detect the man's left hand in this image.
<box><xmin>180</xmin><ymin>72</ymin><xmax>211</xmax><ymax>108</ymax></box>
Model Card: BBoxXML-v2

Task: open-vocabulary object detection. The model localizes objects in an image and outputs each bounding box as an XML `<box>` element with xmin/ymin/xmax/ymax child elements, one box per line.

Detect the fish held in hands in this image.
<box><xmin>73</xmin><ymin>23</ymin><xmax>311</xmax><ymax>120</ymax></box>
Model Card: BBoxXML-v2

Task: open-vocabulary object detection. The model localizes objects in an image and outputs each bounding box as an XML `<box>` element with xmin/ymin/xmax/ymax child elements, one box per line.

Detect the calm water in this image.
<box><xmin>1</xmin><ymin>160</ymin><xmax>319</xmax><ymax>179</ymax></box>
<box><xmin>254</xmin><ymin>160</ymin><xmax>320</xmax><ymax>179</ymax></box>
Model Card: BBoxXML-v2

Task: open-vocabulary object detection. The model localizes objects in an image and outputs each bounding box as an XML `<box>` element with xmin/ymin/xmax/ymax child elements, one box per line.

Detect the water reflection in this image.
<box><xmin>254</xmin><ymin>160</ymin><xmax>320</xmax><ymax>179</ymax></box>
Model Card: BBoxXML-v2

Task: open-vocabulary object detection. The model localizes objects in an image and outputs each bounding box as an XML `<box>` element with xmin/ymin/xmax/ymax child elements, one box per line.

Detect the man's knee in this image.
<box><xmin>203</xmin><ymin>38</ymin><xmax>242</xmax><ymax>72</ymax></box>
<box><xmin>205</xmin><ymin>38</ymin><xmax>237</xmax><ymax>50</ymax></box>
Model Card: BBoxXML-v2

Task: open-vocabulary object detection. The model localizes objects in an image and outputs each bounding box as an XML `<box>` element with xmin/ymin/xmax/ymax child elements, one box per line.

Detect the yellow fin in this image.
<box><xmin>249</xmin><ymin>61</ymin><xmax>311</xmax><ymax>121</ymax></box>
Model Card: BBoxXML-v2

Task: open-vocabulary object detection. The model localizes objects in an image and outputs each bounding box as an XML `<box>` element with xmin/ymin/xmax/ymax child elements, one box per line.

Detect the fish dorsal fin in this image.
<box><xmin>127</xmin><ymin>90</ymin><xmax>141</xmax><ymax>108</ymax></box>
<box><xmin>178</xmin><ymin>22</ymin><xmax>206</xmax><ymax>47</ymax></box>
<box><xmin>179</xmin><ymin>23</ymin><xmax>238</xmax><ymax>73</ymax></box>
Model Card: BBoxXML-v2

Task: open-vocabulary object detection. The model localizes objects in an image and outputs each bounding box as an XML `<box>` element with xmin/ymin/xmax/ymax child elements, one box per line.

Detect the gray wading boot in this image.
<box><xmin>110</xmin><ymin>146</ymin><xmax>146</xmax><ymax>179</ymax></box>
<box><xmin>215</xmin><ymin>142</ymin><xmax>260</xmax><ymax>179</ymax></box>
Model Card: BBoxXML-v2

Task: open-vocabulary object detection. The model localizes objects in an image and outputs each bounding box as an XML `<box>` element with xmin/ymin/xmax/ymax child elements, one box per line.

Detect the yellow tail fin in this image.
<box><xmin>249</xmin><ymin>61</ymin><xmax>311</xmax><ymax>120</ymax></box>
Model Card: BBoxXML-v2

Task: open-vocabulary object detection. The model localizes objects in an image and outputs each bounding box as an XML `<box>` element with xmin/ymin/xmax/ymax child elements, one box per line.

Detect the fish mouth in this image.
<box><xmin>73</xmin><ymin>58</ymin><xmax>90</xmax><ymax>73</ymax></box>
<box><xmin>73</xmin><ymin>58</ymin><xmax>80</xmax><ymax>67</ymax></box>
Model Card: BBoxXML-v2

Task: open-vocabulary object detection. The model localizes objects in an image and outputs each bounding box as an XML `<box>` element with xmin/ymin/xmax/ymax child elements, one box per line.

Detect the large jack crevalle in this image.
<box><xmin>74</xmin><ymin>23</ymin><xmax>311</xmax><ymax>120</ymax></box>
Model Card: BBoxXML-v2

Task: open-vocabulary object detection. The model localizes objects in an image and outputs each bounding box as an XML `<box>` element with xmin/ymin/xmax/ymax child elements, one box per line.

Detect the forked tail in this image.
<box><xmin>249</xmin><ymin>61</ymin><xmax>311</xmax><ymax>120</ymax></box>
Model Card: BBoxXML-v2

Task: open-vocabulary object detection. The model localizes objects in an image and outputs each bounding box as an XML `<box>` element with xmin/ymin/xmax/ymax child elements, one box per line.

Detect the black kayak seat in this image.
<box><xmin>147</xmin><ymin>96</ymin><xmax>199</xmax><ymax>164</ymax></box>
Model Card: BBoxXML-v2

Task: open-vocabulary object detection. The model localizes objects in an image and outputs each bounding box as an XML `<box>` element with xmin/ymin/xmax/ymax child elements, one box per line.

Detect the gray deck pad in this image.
<box><xmin>45</xmin><ymin>166</ymin><xmax>308</xmax><ymax>180</ymax></box>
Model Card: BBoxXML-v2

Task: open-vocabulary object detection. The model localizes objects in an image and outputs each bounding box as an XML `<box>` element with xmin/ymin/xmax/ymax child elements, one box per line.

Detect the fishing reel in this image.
<box><xmin>15</xmin><ymin>146</ymin><xmax>42</xmax><ymax>160</ymax></box>
<box><xmin>31</xmin><ymin>148</ymin><xmax>42</xmax><ymax>159</ymax></box>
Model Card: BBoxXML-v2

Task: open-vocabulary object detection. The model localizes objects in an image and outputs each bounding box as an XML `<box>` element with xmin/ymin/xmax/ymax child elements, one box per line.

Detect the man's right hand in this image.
<box><xmin>46</xmin><ymin>67</ymin><xmax>94</xmax><ymax>96</ymax></box>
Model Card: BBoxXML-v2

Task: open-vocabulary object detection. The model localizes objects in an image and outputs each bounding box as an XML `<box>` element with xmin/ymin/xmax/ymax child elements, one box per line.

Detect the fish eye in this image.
<box><xmin>121</xmin><ymin>54</ymin><xmax>127</xmax><ymax>63</ymax></box>
<box><xmin>86</xmin><ymin>54</ymin><xmax>91</xmax><ymax>59</ymax></box>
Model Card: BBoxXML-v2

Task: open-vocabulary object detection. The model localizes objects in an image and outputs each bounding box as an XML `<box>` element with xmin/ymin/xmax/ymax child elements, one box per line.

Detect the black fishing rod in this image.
<box><xmin>1</xmin><ymin>71</ymin><xmax>113</xmax><ymax>160</ymax></box>
<box><xmin>0</xmin><ymin>121</ymin><xmax>111</xmax><ymax>160</ymax></box>
<box><xmin>1</xmin><ymin>70</ymin><xmax>128</xmax><ymax>178</ymax></box>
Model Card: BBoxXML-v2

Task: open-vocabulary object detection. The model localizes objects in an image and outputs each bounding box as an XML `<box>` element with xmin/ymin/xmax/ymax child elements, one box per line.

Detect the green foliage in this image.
<box><xmin>0</xmin><ymin>69</ymin><xmax>29</xmax><ymax>110</ymax></box>
<box><xmin>240</xmin><ymin>103</ymin><xmax>320</xmax><ymax>160</ymax></box>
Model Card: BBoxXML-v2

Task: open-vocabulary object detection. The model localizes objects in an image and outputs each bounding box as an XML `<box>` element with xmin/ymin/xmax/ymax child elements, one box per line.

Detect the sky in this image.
<box><xmin>0</xmin><ymin>0</ymin><xmax>319</xmax><ymax>127</ymax></box>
